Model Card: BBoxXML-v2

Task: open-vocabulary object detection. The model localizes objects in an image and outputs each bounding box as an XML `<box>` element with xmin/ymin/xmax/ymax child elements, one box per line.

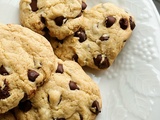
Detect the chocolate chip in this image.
<box><xmin>56</xmin><ymin>64</ymin><xmax>64</xmax><ymax>74</ymax></box>
<box><xmin>47</xmin><ymin>94</ymin><xmax>50</xmax><ymax>103</ymax></box>
<box><xmin>79</xmin><ymin>114</ymin><xmax>83</xmax><ymax>120</ymax></box>
<box><xmin>74</xmin><ymin>28</ymin><xmax>87</xmax><ymax>43</ymax></box>
<box><xmin>41</xmin><ymin>17</ymin><xmax>46</xmax><ymax>24</ymax></box>
<box><xmin>69</xmin><ymin>81</ymin><xmax>79</xmax><ymax>90</ymax></box>
<box><xmin>57</xmin><ymin>95</ymin><xmax>62</xmax><ymax>105</ymax></box>
<box><xmin>54</xmin><ymin>16</ymin><xmax>67</xmax><ymax>26</ymax></box>
<box><xmin>57</xmin><ymin>118</ymin><xmax>66</xmax><ymax>120</ymax></box>
<box><xmin>93</xmin><ymin>55</ymin><xmax>102</xmax><ymax>67</ymax></box>
<box><xmin>20</xmin><ymin>93</ymin><xmax>28</xmax><ymax>103</ymax></box>
<box><xmin>28</xmin><ymin>69</ymin><xmax>39</xmax><ymax>82</ymax></box>
<box><xmin>18</xmin><ymin>100</ymin><xmax>32</xmax><ymax>112</ymax></box>
<box><xmin>123</xmin><ymin>40</ymin><xmax>127</xmax><ymax>42</ymax></box>
<box><xmin>41</xmin><ymin>17</ymin><xmax>50</xmax><ymax>37</ymax></box>
<box><xmin>91</xmin><ymin>100</ymin><xmax>101</xmax><ymax>114</ymax></box>
<box><xmin>43</xmin><ymin>28</ymin><xmax>50</xmax><ymax>39</ymax></box>
<box><xmin>129</xmin><ymin>16</ymin><xmax>136</xmax><ymax>30</ymax></box>
<box><xmin>30</xmin><ymin>0</ymin><xmax>38</xmax><ymax>12</ymax></box>
<box><xmin>0</xmin><ymin>65</ymin><xmax>9</xmax><ymax>75</ymax></box>
<box><xmin>119</xmin><ymin>18</ymin><xmax>128</xmax><ymax>30</ymax></box>
<box><xmin>105</xmin><ymin>16</ymin><xmax>116</xmax><ymax>28</ymax></box>
<box><xmin>93</xmin><ymin>54</ymin><xmax>110</xmax><ymax>69</ymax></box>
<box><xmin>43</xmin><ymin>27</ymin><xmax>50</xmax><ymax>39</ymax></box>
<box><xmin>82</xmin><ymin>1</ymin><xmax>87</xmax><ymax>10</ymax></box>
<box><xmin>99</xmin><ymin>34</ymin><xmax>110</xmax><ymax>41</ymax></box>
<box><xmin>43</xmin><ymin>27</ymin><xmax>49</xmax><ymax>33</ymax></box>
<box><xmin>0</xmin><ymin>80</ymin><xmax>10</xmax><ymax>99</ymax></box>
<box><xmin>76</xmin><ymin>12</ymin><xmax>82</xmax><ymax>18</ymax></box>
<box><xmin>72</xmin><ymin>54</ymin><xmax>78</xmax><ymax>62</ymax></box>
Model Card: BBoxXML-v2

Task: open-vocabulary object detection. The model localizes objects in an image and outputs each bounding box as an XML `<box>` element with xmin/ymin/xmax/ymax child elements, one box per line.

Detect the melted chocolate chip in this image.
<box><xmin>105</xmin><ymin>16</ymin><xmax>116</xmax><ymax>28</ymax></box>
<box><xmin>91</xmin><ymin>100</ymin><xmax>101</xmax><ymax>114</ymax></box>
<box><xmin>69</xmin><ymin>81</ymin><xmax>79</xmax><ymax>90</ymax></box>
<box><xmin>56</xmin><ymin>64</ymin><xmax>64</xmax><ymax>74</ymax></box>
<box><xmin>99</xmin><ymin>34</ymin><xmax>110</xmax><ymax>41</ymax></box>
<box><xmin>74</xmin><ymin>28</ymin><xmax>87</xmax><ymax>43</ymax></box>
<box><xmin>72</xmin><ymin>54</ymin><xmax>78</xmax><ymax>62</ymax></box>
<box><xmin>82</xmin><ymin>1</ymin><xmax>87</xmax><ymax>10</ymax></box>
<box><xmin>57</xmin><ymin>118</ymin><xmax>66</xmax><ymax>120</ymax></box>
<box><xmin>0</xmin><ymin>65</ymin><xmax>9</xmax><ymax>75</ymax></box>
<box><xmin>30</xmin><ymin>0</ymin><xmax>38</xmax><ymax>12</ymax></box>
<box><xmin>28</xmin><ymin>69</ymin><xmax>39</xmax><ymax>82</ymax></box>
<box><xmin>129</xmin><ymin>16</ymin><xmax>136</xmax><ymax>30</ymax></box>
<box><xmin>0</xmin><ymin>80</ymin><xmax>10</xmax><ymax>99</ymax></box>
<box><xmin>18</xmin><ymin>100</ymin><xmax>32</xmax><ymax>112</ymax></box>
<box><xmin>54</xmin><ymin>16</ymin><xmax>66</xmax><ymax>26</ymax></box>
<box><xmin>93</xmin><ymin>54</ymin><xmax>110</xmax><ymax>69</ymax></box>
<box><xmin>119</xmin><ymin>18</ymin><xmax>128</xmax><ymax>30</ymax></box>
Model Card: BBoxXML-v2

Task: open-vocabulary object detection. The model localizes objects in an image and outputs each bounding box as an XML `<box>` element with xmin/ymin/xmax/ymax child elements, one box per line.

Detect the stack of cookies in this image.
<box><xmin>0</xmin><ymin>24</ymin><xmax>101</xmax><ymax>120</ymax></box>
<box><xmin>0</xmin><ymin>0</ymin><xmax>136</xmax><ymax>120</ymax></box>
<box><xmin>19</xmin><ymin>0</ymin><xmax>135</xmax><ymax>70</ymax></box>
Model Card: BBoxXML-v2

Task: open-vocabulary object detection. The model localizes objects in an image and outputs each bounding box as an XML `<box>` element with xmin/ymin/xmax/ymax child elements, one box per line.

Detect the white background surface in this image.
<box><xmin>0</xmin><ymin>0</ymin><xmax>160</xmax><ymax>120</ymax></box>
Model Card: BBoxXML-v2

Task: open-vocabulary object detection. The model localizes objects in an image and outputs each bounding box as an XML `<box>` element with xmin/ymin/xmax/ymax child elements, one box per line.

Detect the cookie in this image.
<box><xmin>14</xmin><ymin>59</ymin><xmax>102</xmax><ymax>120</ymax></box>
<box><xmin>19</xmin><ymin>0</ymin><xmax>87</xmax><ymax>40</ymax></box>
<box><xmin>0</xmin><ymin>111</ymin><xmax>16</xmax><ymax>120</ymax></box>
<box><xmin>0</xmin><ymin>24</ymin><xmax>55</xmax><ymax>113</ymax></box>
<box><xmin>51</xmin><ymin>3</ymin><xmax>136</xmax><ymax>69</ymax></box>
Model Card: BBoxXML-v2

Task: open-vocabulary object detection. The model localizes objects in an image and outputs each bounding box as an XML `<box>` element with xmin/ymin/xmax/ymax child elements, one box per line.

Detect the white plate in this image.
<box><xmin>0</xmin><ymin>0</ymin><xmax>160</xmax><ymax>120</ymax></box>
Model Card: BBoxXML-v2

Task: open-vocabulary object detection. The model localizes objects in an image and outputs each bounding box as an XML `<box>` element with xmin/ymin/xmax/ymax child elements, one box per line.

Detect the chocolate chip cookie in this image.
<box><xmin>14</xmin><ymin>59</ymin><xmax>102</xmax><ymax>120</ymax></box>
<box><xmin>0</xmin><ymin>24</ymin><xmax>55</xmax><ymax>113</ymax></box>
<box><xmin>19</xmin><ymin>0</ymin><xmax>87</xmax><ymax>40</ymax></box>
<box><xmin>51</xmin><ymin>3</ymin><xmax>136</xmax><ymax>69</ymax></box>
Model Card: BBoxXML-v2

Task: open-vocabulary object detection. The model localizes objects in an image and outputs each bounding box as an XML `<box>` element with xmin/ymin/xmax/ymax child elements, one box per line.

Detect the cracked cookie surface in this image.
<box><xmin>51</xmin><ymin>3</ymin><xmax>136</xmax><ymax>69</ymax></box>
<box><xmin>0</xmin><ymin>24</ymin><xmax>55</xmax><ymax>113</ymax></box>
<box><xmin>14</xmin><ymin>59</ymin><xmax>102</xmax><ymax>120</ymax></box>
<box><xmin>19</xmin><ymin>0</ymin><xmax>87</xmax><ymax>40</ymax></box>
